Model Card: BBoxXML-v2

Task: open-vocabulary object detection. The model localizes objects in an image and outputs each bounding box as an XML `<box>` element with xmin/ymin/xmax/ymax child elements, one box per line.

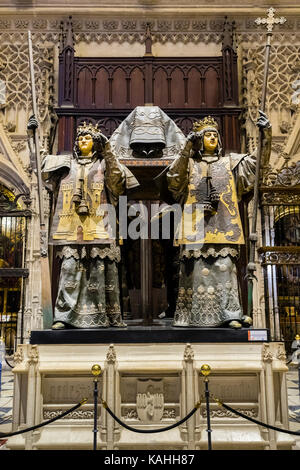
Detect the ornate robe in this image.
<box><xmin>167</xmin><ymin>130</ymin><xmax>271</xmax><ymax>327</ymax></box>
<box><xmin>42</xmin><ymin>149</ymin><xmax>136</xmax><ymax>328</ymax></box>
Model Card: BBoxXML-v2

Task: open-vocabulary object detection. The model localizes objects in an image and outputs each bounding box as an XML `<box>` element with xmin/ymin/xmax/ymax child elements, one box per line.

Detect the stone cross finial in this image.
<box><xmin>255</xmin><ymin>7</ymin><xmax>286</xmax><ymax>33</ymax></box>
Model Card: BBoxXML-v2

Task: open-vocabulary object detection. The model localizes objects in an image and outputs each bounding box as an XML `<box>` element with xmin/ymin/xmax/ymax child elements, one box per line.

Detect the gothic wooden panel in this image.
<box><xmin>187</xmin><ymin>67</ymin><xmax>202</xmax><ymax>108</ymax></box>
<box><xmin>170</xmin><ymin>68</ymin><xmax>186</xmax><ymax>108</ymax></box>
<box><xmin>153</xmin><ymin>67</ymin><xmax>169</xmax><ymax>108</ymax></box>
<box><xmin>76</xmin><ymin>67</ymin><xmax>93</xmax><ymax>108</ymax></box>
<box><xmin>112</xmin><ymin>67</ymin><xmax>128</xmax><ymax>108</ymax></box>
<box><xmin>204</xmin><ymin>67</ymin><xmax>220</xmax><ymax>107</ymax></box>
<box><xmin>95</xmin><ymin>68</ymin><xmax>110</xmax><ymax>108</ymax></box>
<box><xmin>130</xmin><ymin>67</ymin><xmax>145</xmax><ymax>108</ymax></box>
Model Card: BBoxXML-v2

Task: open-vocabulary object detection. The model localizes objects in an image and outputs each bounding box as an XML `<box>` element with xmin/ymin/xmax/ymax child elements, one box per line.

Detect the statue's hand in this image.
<box><xmin>186</xmin><ymin>131</ymin><xmax>201</xmax><ymax>143</ymax></box>
<box><xmin>27</xmin><ymin>114</ymin><xmax>38</xmax><ymax>131</ymax></box>
<box><xmin>256</xmin><ymin>110</ymin><xmax>271</xmax><ymax>130</ymax></box>
<box><xmin>183</xmin><ymin>131</ymin><xmax>201</xmax><ymax>154</ymax></box>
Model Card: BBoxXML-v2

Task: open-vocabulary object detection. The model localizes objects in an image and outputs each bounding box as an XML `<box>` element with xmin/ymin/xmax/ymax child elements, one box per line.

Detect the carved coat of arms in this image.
<box><xmin>136</xmin><ymin>379</ymin><xmax>164</xmax><ymax>423</ymax></box>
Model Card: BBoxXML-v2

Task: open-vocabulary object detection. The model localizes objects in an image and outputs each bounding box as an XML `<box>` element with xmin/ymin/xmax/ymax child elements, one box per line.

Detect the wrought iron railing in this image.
<box><xmin>260</xmin><ymin>176</ymin><xmax>300</xmax><ymax>353</ymax></box>
<box><xmin>0</xmin><ymin>188</ymin><xmax>30</xmax><ymax>354</ymax></box>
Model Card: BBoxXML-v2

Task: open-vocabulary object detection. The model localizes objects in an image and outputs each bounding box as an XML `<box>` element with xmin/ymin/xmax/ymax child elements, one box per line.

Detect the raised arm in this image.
<box><xmin>166</xmin><ymin>139</ymin><xmax>193</xmax><ymax>202</ymax></box>
<box><xmin>234</xmin><ymin>111</ymin><xmax>272</xmax><ymax>199</ymax></box>
<box><xmin>103</xmin><ymin>141</ymin><xmax>126</xmax><ymax>203</ymax></box>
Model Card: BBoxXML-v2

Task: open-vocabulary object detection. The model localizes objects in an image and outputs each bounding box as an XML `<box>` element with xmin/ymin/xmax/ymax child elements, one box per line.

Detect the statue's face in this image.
<box><xmin>78</xmin><ymin>133</ymin><xmax>93</xmax><ymax>156</ymax></box>
<box><xmin>203</xmin><ymin>130</ymin><xmax>218</xmax><ymax>154</ymax></box>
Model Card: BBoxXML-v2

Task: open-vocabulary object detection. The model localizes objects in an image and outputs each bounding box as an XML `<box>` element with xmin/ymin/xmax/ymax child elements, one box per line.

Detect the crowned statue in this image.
<box><xmin>38</xmin><ymin>121</ymin><xmax>138</xmax><ymax>329</ymax></box>
<box><xmin>167</xmin><ymin>112</ymin><xmax>271</xmax><ymax>328</ymax></box>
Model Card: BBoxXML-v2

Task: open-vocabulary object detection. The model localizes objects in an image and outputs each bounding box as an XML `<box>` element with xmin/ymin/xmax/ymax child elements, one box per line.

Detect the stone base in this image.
<box><xmin>8</xmin><ymin>340</ymin><xmax>294</xmax><ymax>450</ymax></box>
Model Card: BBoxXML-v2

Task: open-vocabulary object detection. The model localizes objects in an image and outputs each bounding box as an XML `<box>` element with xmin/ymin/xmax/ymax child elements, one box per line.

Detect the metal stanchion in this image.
<box><xmin>91</xmin><ymin>364</ymin><xmax>102</xmax><ymax>451</ymax></box>
<box><xmin>201</xmin><ymin>364</ymin><xmax>212</xmax><ymax>450</ymax></box>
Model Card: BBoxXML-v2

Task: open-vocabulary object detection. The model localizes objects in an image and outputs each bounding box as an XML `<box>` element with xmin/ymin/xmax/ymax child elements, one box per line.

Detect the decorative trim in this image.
<box><xmin>28</xmin><ymin>345</ymin><xmax>39</xmax><ymax>366</ymax></box>
<box><xmin>43</xmin><ymin>409</ymin><xmax>94</xmax><ymax>420</ymax></box>
<box><xmin>13</xmin><ymin>345</ymin><xmax>24</xmax><ymax>365</ymax></box>
<box><xmin>184</xmin><ymin>343</ymin><xmax>194</xmax><ymax>362</ymax></box>
<box><xmin>260</xmin><ymin>250</ymin><xmax>300</xmax><ymax>266</ymax></box>
<box><xmin>202</xmin><ymin>407</ymin><xmax>258</xmax><ymax>419</ymax></box>
<box><xmin>106</xmin><ymin>343</ymin><xmax>116</xmax><ymax>363</ymax></box>
<box><xmin>261</xmin><ymin>191</ymin><xmax>300</xmax><ymax>205</ymax></box>
<box><xmin>262</xmin><ymin>344</ymin><xmax>273</xmax><ymax>363</ymax></box>
<box><xmin>276</xmin><ymin>344</ymin><xmax>287</xmax><ymax>362</ymax></box>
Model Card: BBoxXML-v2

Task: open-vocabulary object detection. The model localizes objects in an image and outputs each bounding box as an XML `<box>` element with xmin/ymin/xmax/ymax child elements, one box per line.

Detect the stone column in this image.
<box><xmin>182</xmin><ymin>343</ymin><xmax>196</xmax><ymax>450</ymax></box>
<box><xmin>258</xmin><ymin>368</ymin><xmax>269</xmax><ymax>448</ymax></box>
<box><xmin>262</xmin><ymin>343</ymin><xmax>277</xmax><ymax>450</ymax></box>
<box><xmin>276</xmin><ymin>344</ymin><xmax>289</xmax><ymax>430</ymax></box>
<box><xmin>12</xmin><ymin>345</ymin><xmax>25</xmax><ymax>431</ymax></box>
<box><xmin>105</xmin><ymin>344</ymin><xmax>117</xmax><ymax>450</ymax></box>
<box><xmin>24</xmin><ymin>345</ymin><xmax>39</xmax><ymax>450</ymax></box>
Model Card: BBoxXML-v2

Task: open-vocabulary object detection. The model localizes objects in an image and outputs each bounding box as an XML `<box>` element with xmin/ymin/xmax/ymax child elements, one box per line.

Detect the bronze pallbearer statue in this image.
<box><xmin>167</xmin><ymin>112</ymin><xmax>271</xmax><ymax>329</ymax></box>
<box><xmin>34</xmin><ymin>120</ymin><xmax>138</xmax><ymax>329</ymax></box>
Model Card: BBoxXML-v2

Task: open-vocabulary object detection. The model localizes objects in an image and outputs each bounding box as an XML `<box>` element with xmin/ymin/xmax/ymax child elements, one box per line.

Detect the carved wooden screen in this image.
<box><xmin>56</xmin><ymin>24</ymin><xmax>241</xmax><ymax>153</ymax></box>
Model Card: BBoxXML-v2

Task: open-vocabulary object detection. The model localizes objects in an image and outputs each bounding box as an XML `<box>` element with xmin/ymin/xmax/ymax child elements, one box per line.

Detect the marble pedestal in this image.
<box><xmin>7</xmin><ymin>334</ymin><xmax>294</xmax><ymax>450</ymax></box>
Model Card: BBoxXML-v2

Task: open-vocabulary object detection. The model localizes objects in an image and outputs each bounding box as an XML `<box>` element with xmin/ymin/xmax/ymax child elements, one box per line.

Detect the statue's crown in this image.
<box><xmin>77</xmin><ymin>121</ymin><xmax>99</xmax><ymax>135</ymax></box>
<box><xmin>193</xmin><ymin>116</ymin><xmax>218</xmax><ymax>132</ymax></box>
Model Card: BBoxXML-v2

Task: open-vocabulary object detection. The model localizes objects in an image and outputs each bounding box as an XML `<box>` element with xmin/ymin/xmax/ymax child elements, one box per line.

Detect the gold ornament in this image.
<box><xmin>193</xmin><ymin>116</ymin><xmax>218</xmax><ymax>133</ymax></box>
<box><xmin>200</xmin><ymin>364</ymin><xmax>212</xmax><ymax>377</ymax></box>
<box><xmin>91</xmin><ymin>364</ymin><xmax>102</xmax><ymax>377</ymax></box>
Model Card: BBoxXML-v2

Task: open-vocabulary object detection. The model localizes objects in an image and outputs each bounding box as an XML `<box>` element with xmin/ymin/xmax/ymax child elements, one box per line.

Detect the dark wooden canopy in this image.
<box><xmin>56</xmin><ymin>18</ymin><xmax>241</xmax><ymax>154</ymax></box>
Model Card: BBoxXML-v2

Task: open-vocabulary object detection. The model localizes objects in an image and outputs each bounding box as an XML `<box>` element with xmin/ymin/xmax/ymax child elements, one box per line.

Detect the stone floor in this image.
<box><xmin>286</xmin><ymin>368</ymin><xmax>300</xmax><ymax>449</ymax></box>
<box><xmin>0</xmin><ymin>359</ymin><xmax>300</xmax><ymax>450</ymax></box>
<box><xmin>0</xmin><ymin>358</ymin><xmax>14</xmax><ymax>448</ymax></box>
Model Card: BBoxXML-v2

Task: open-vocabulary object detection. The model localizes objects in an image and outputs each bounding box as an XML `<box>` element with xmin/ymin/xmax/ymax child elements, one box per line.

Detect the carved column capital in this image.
<box><xmin>276</xmin><ymin>343</ymin><xmax>287</xmax><ymax>362</ymax></box>
<box><xmin>28</xmin><ymin>344</ymin><xmax>39</xmax><ymax>366</ymax></box>
<box><xmin>184</xmin><ymin>343</ymin><xmax>194</xmax><ymax>362</ymax></box>
<box><xmin>14</xmin><ymin>345</ymin><xmax>25</xmax><ymax>365</ymax></box>
<box><xmin>262</xmin><ymin>343</ymin><xmax>273</xmax><ymax>363</ymax></box>
<box><xmin>106</xmin><ymin>344</ymin><xmax>117</xmax><ymax>364</ymax></box>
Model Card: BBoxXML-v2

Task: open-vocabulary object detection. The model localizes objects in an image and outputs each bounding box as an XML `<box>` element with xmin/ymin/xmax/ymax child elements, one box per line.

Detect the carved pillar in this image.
<box><xmin>21</xmin><ymin>189</ymin><xmax>43</xmax><ymax>343</ymax></box>
<box><xmin>58</xmin><ymin>16</ymin><xmax>75</xmax><ymax>153</ymax></box>
<box><xmin>262</xmin><ymin>343</ymin><xmax>277</xmax><ymax>450</ymax></box>
<box><xmin>221</xmin><ymin>18</ymin><xmax>240</xmax><ymax>153</ymax></box>
<box><xmin>58</xmin><ymin>16</ymin><xmax>75</xmax><ymax>107</ymax></box>
<box><xmin>12</xmin><ymin>345</ymin><xmax>25</xmax><ymax>431</ymax></box>
<box><xmin>258</xmin><ymin>367</ymin><xmax>269</xmax><ymax>448</ymax></box>
<box><xmin>276</xmin><ymin>344</ymin><xmax>289</xmax><ymax>430</ymax></box>
<box><xmin>143</xmin><ymin>23</ymin><xmax>153</xmax><ymax>105</ymax></box>
<box><xmin>182</xmin><ymin>344</ymin><xmax>196</xmax><ymax>450</ymax></box>
<box><xmin>25</xmin><ymin>345</ymin><xmax>39</xmax><ymax>450</ymax></box>
<box><xmin>105</xmin><ymin>344</ymin><xmax>117</xmax><ymax>450</ymax></box>
<box><xmin>221</xmin><ymin>18</ymin><xmax>238</xmax><ymax>107</ymax></box>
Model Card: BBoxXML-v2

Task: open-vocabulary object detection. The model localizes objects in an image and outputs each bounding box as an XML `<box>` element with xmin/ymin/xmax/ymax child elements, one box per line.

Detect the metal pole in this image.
<box><xmin>204</xmin><ymin>379</ymin><xmax>212</xmax><ymax>450</ymax></box>
<box><xmin>91</xmin><ymin>364</ymin><xmax>102</xmax><ymax>451</ymax></box>
<box><xmin>201</xmin><ymin>364</ymin><xmax>212</xmax><ymax>450</ymax></box>
<box><xmin>93</xmin><ymin>377</ymin><xmax>98</xmax><ymax>451</ymax></box>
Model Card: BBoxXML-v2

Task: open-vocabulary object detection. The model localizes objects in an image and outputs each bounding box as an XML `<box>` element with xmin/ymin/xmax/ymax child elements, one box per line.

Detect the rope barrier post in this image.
<box><xmin>201</xmin><ymin>364</ymin><xmax>212</xmax><ymax>450</ymax></box>
<box><xmin>91</xmin><ymin>364</ymin><xmax>102</xmax><ymax>451</ymax></box>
